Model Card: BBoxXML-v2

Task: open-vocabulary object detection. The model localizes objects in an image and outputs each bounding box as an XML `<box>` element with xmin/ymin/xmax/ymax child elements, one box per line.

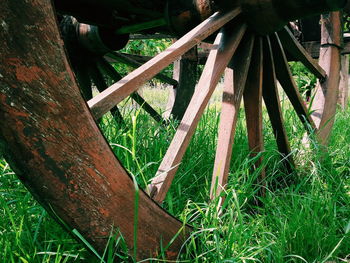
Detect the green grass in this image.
<box><xmin>1</xmin><ymin>86</ymin><xmax>350</xmax><ymax>262</ymax></box>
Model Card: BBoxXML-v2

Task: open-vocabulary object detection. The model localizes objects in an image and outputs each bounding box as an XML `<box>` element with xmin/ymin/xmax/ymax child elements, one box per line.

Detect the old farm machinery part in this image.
<box><xmin>0</xmin><ymin>0</ymin><xmax>347</xmax><ymax>260</ymax></box>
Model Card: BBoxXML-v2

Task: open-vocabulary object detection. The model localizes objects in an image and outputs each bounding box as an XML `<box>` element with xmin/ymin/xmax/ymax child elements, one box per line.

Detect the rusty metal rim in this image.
<box><xmin>0</xmin><ymin>0</ymin><xmax>190</xmax><ymax>260</ymax></box>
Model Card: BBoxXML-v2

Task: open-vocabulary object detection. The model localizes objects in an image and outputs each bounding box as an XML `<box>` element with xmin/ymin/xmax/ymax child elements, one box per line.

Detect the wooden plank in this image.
<box><xmin>88</xmin><ymin>8</ymin><xmax>242</xmax><ymax>119</ymax></box>
<box><xmin>243</xmin><ymin>37</ymin><xmax>265</xmax><ymax>194</ymax></box>
<box><xmin>270</xmin><ymin>33</ymin><xmax>317</xmax><ymax>131</ymax></box>
<box><xmin>149</xmin><ymin>24</ymin><xmax>247</xmax><ymax>203</ymax></box>
<box><xmin>96</xmin><ymin>58</ymin><xmax>164</xmax><ymax>123</ymax></box>
<box><xmin>311</xmin><ymin>11</ymin><xmax>342</xmax><ymax>145</ymax></box>
<box><xmin>278</xmin><ymin>27</ymin><xmax>326</xmax><ymax>80</ymax></box>
<box><xmin>210</xmin><ymin>34</ymin><xmax>254</xmax><ymax>199</ymax></box>
<box><xmin>303</xmin><ymin>38</ymin><xmax>350</xmax><ymax>58</ymax></box>
<box><xmin>262</xmin><ymin>36</ymin><xmax>294</xmax><ymax>174</ymax></box>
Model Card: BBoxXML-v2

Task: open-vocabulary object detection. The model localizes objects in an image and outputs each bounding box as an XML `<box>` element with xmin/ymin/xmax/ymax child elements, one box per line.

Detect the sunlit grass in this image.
<box><xmin>1</xmin><ymin>85</ymin><xmax>350</xmax><ymax>262</ymax></box>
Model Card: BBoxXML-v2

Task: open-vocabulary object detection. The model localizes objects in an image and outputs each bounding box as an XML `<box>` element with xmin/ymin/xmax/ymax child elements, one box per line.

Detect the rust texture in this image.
<box><xmin>0</xmin><ymin>0</ymin><xmax>190</xmax><ymax>260</ymax></box>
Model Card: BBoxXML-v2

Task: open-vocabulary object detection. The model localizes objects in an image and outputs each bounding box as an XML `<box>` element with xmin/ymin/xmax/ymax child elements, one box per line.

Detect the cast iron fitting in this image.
<box><xmin>240</xmin><ymin>0</ymin><xmax>347</xmax><ymax>35</ymax></box>
<box><xmin>77</xmin><ymin>23</ymin><xmax>128</xmax><ymax>55</ymax></box>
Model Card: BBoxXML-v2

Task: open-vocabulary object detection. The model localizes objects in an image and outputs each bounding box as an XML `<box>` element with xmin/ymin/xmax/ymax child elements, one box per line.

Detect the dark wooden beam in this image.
<box><xmin>303</xmin><ymin>37</ymin><xmax>350</xmax><ymax>58</ymax></box>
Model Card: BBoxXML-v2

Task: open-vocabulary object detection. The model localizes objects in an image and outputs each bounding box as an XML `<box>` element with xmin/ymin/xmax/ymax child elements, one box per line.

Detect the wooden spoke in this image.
<box><xmin>270</xmin><ymin>33</ymin><xmax>317</xmax><ymax>131</ymax></box>
<box><xmin>167</xmin><ymin>47</ymin><xmax>198</xmax><ymax>121</ymax></box>
<box><xmin>262</xmin><ymin>37</ymin><xmax>293</xmax><ymax>174</ymax></box>
<box><xmin>75</xmin><ymin>64</ymin><xmax>93</xmax><ymax>101</ymax></box>
<box><xmin>96</xmin><ymin>58</ymin><xmax>164</xmax><ymax>124</ymax></box>
<box><xmin>243</xmin><ymin>37</ymin><xmax>265</xmax><ymax>192</ymax></box>
<box><xmin>106</xmin><ymin>52</ymin><xmax>178</xmax><ymax>86</ymax></box>
<box><xmin>89</xmin><ymin>63</ymin><xmax>124</xmax><ymax>124</ymax></box>
<box><xmin>96</xmin><ymin>57</ymin><xmax>124</xmax><ymax>82</ymax></box>
<box><xmin>311</xmin><ymin>12</ymin><xmax>342</xmax><ymax>145</ymax></box>
<box><xmin>149</xmin><ymin>24</ymin><xmax>247</xmax><ymax>203</ymax></box>
<box><xmin>130</xmin><ymin>93</ymin><xmax>164</xmax><ymax>124</ymax></box>
<box><xmin>210</xmin><ymin>34</ymin><xmax>255</xmax><ymax>200</ymax></box>
<box><xmin>278</xmin><ymin>27</ymin><xmax>326</xmax><ymax>80</ymax></box>
<box><xmin>87</xmin><ymin>8</ymin><xmax>242</xmax><ymax>119</ymax></box>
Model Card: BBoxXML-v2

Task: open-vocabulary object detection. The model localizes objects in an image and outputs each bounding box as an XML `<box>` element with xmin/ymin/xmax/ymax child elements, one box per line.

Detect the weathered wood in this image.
<box><xmin>338</xmin><ymin>54</ymin><xmax>349</xmax><ymax>110</ymax></box>
<box><xmin>210</xmin><ymin>34</ymin><xmax>254</xmax><ymax>200</ymax></box>
<box><xmin>303</xmin><ymin>38</ymin><xmax>350</xmax><ymax>58</ymax></box>
<box><xmin>149</xmin><ymin>25</ymin><xmax>247</xmax><ymax>204</ymax></box>
<box><xmin>106</xmin><ymin>52</ymin><xmax>178</xmax><ymax>86</ymax></box>
<box><xmin>168</xmin><ymin>47</ymin><xmax>198</xmax><ymax>120</ymax></box>
<box><xmin>262</xmin><ymin>37</ymin><xmax>294</xmax><ymax>174</ymax></box>
<box><xmin>243</xmin><ymin>37</ymin><xmax>265</xmax><ymax>193</ymax></box>
<box><xmin>270</xmin><ymin>33</ymin><xmax>317</xmax><ymax>131</ymax></box>
<box><xmin>88</xmin><ymin>8</ymin><xmax>242</xmax><ymax>119</ymax></box>
<box><xmin>97</xmin><ymin>58</ymin><xmax>164</xmax><ymax>123</ymax></box>
<box><xmin>278</xmin><ymin>27</ymin><xmax>326</xmax><ymax>80</ymax></box>
<box><xmin>0</xmin><ymin>0</ymin><xmax>190</xmax><ymax>260</ymax></box>
<box><xmin>311</xmin><ymin>11</ymin><xmax>342</xmax><ymax>145</ymax></box>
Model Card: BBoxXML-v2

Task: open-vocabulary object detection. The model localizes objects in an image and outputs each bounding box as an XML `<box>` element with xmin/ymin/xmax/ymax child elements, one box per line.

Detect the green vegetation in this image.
<box><xmin>113</xmin><ymin>39</ymin><xmax>173</xmax><ymax>83</ymax></box>
<box><xmin>289</xmin><ymin>61</ymin><xmax>317</xmax><ymax>100</ymax></box>
<box><xmin>1</xmin><ymin>84</ymin><xmax>349</xmax><ymax>262</ymax></box>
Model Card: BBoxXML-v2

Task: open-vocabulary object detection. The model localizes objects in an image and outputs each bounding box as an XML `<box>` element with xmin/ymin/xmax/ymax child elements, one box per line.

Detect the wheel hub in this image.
<box><xmin>238</xmin><ymin>0</ymin><xmax>347</xmax><ymax>35</ymax></box>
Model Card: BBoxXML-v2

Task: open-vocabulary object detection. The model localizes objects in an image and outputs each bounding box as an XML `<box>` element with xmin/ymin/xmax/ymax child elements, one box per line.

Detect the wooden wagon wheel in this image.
<box><xmin>0</xmin><ymin>0</ymin><xmax>346</xmax><ymax>260</ymax></box>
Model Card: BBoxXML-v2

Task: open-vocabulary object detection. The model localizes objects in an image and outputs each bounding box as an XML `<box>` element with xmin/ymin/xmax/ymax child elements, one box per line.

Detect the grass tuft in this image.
<box><xmin>1</xmin><ymin>87</ymin><xmax>349</xmax><ymax>262</ymax></box>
